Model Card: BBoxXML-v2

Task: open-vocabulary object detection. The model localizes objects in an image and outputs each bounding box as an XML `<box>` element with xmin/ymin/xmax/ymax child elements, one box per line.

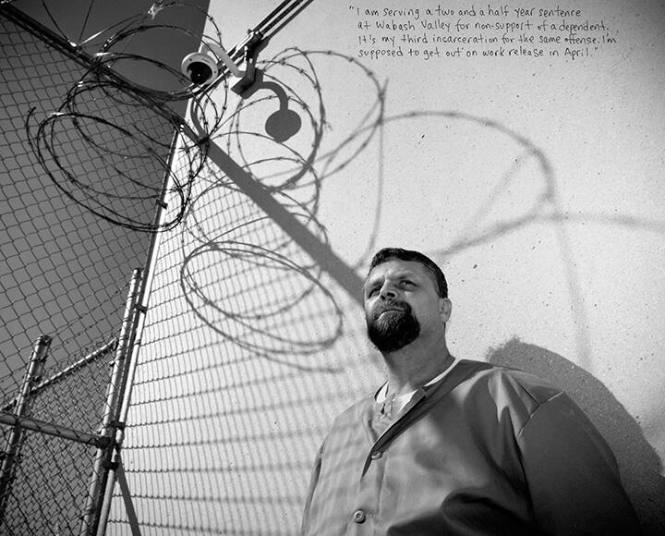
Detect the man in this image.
<box><xmin>301</xmin><ymin>247</ymin><xmax>640</xmax><ymax>535</ymax></box>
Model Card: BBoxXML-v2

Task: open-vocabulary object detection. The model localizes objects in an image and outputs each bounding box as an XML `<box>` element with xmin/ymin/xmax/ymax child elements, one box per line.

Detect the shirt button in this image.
<box><xmin>370</xmin><ymin>450</ymin><xmax>382</xmax><ymax>460</ymax></box>
<box><xmin>352</xmin><ymin>509</ymin><xmax>366</xmax><ymax>524</ymax></box>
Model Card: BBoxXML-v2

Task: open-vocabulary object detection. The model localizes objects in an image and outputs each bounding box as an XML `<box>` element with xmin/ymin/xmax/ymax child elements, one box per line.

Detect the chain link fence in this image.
<box><xmin>0</xmin><ymin>4</ymin><xmax>179</xmax><ymax>533</ymax></box>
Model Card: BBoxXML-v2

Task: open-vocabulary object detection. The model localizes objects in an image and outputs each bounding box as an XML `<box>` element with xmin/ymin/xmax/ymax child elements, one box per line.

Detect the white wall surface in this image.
<box><xmin>112</xmin><ymin>1</ymin><xmax>665</xmax><ymax>533</ymax></box>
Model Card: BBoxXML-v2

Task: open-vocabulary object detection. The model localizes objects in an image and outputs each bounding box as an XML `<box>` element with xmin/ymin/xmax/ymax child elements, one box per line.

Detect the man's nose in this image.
<box><xmin>379</xmin><ymin>282</ymin><xmax>397</xmax><ymax>299</ymax></box>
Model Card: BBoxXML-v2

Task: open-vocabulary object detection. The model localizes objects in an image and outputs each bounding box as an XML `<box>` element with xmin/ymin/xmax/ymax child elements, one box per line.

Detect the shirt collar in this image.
<box><xmin>374</xmin><ymin>357</ymin><xmax>460</xmax><ymax>404</ymax></box>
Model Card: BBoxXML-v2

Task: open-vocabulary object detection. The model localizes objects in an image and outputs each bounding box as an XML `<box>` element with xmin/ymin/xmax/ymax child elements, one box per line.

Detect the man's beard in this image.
<box><xmin>366</xmin><ymin>301</ymin><xmax>421</xmax><ymax>353</ymax></box>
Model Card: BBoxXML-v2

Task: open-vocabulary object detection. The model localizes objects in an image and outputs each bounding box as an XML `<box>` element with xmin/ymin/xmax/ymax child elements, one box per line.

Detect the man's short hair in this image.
<box><xmin>368</xmin><ymin>248</ymin><xmax>448</xmax><ymax>298</ymax></box>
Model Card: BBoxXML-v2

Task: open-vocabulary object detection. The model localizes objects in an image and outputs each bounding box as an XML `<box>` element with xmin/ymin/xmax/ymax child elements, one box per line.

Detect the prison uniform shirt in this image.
<box><xmin>301</xmin><ymin>359</ymin><xmax>640</xmax><ymax>536</ymax></box>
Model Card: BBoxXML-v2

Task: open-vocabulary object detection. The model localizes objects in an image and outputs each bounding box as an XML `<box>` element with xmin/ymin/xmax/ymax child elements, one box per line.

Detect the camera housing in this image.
<box><xmin>181</xmin><ymin>52</ymin><xmax>219</xmax><ymax>86</ymax></box>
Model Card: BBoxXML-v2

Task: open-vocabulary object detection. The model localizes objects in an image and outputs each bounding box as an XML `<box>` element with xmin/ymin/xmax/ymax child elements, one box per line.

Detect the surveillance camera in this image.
<box><xmin>181</xmin><ymin>52</ymin><xmax>219</xmax><ymax>86</ymax></box>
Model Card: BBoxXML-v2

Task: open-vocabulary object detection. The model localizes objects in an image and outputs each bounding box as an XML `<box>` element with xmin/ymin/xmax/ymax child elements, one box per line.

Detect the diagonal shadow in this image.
<box><xmin>183</xmin><ymin>86</ymin><xmax>366</xmax><ymax>306</ymax></box>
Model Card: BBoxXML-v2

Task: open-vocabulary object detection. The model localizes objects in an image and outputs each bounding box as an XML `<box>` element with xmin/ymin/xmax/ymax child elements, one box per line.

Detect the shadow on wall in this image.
<box><xmin>488</xmin><ymin>338</ymin><xmax>665</xmax><ymax>535</ymax></box>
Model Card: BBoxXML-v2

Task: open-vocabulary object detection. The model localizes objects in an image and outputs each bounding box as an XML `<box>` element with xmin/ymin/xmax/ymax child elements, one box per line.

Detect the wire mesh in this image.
<box><xmin>0</xmin><ymin>6</ymin><xmax>177</xmax><ymax>533</ymax></box>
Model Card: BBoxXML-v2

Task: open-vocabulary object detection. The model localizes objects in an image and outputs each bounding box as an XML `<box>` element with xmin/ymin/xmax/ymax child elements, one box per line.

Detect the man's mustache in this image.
<box><xmin>372</xmin><ymin>300</ymin><xmax>410</xmax><ymax>318</ymax></box>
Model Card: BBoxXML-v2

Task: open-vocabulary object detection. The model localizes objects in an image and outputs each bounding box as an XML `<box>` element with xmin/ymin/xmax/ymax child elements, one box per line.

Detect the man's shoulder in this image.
<box><xmin>456</xmin><ymin>358</ymin><xmax>564</xmax><ymax>406</ymax></box>
<box><xmin>445</xmin><ymin>359</ymin><xmax>572</xmax><ymax>437</ymax></box>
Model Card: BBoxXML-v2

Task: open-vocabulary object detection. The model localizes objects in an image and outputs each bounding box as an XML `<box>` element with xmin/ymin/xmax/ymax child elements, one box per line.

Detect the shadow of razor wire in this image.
<box><xmin>182</xmin><ymin>109</ymin><xmax>366</xmax><ymax>308</ymax></box>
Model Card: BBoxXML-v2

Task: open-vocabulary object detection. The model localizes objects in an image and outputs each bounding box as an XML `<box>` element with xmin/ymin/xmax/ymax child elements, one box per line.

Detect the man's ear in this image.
<box><xmin>439</xmin><ymin>298</ymin><xmax>452</xmax><ymax>323</ymax></box>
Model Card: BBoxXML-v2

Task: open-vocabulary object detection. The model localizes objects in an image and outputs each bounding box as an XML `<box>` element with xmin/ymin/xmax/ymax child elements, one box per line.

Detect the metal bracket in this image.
<box><xmin>206</xmin><ymin>30</ymin><xmax>266</xmax><ymax>97</ymax></box>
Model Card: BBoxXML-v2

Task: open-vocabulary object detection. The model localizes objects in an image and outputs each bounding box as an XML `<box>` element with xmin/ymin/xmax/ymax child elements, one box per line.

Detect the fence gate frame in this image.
<box><xmin>0</xmin><ymin>267</ymin><xmax>145</xmax><ymax>536</ymax></box>
<box><xmin>0</xmin><ymin>4</ymin><xmax>176</xmax><ymax>533</ymax></box>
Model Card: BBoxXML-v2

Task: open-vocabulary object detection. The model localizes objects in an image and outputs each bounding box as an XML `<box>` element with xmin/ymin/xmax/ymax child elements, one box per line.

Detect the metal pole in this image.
<box><xmin>80</xmin><ymin>270</ymin><xmax>142</xmax><ymax>536</ymax></box>
<box><xmin>0</xmin><ymin>335</ymin><xmax>51</xmax><ymax>522</ymax></box>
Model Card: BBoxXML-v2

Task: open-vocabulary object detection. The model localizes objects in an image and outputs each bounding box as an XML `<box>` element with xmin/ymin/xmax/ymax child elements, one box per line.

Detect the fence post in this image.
<box><xmin>0</xmin><ymin>335</ymin><xmax>52</xmax><ymax>523</ymax></box>
<box><xmin>80</xmin><ymin>269</ymin><xmax>142</xmax><ymax>536</ymax></box>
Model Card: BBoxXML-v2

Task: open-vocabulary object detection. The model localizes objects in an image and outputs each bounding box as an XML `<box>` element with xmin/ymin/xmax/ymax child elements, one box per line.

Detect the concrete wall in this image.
<box><xmin>115</xmin><ymin>0</ymin><xmax>665</xmax><ymax>533</ymax></box>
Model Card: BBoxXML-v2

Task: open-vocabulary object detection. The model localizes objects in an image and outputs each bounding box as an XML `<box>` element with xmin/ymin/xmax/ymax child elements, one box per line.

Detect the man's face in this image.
<box><xmin>363</xmin><ymin>259</ymin><xmax>449</xmax><ymax>352</ymax></box>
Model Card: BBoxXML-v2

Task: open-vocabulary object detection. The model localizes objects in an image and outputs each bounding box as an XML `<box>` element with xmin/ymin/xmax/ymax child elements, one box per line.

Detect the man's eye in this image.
<box><xmin>400</xmin><ymin>280</ymin><xmax>414</xmax><ymax>288</ymax></box>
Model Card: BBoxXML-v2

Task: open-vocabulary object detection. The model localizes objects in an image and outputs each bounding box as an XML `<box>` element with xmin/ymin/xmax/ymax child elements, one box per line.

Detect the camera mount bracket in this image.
<box><xmin>207</xmin><ymin>30</ymin><xmax>265</xmax><ymax>97</ymax></box>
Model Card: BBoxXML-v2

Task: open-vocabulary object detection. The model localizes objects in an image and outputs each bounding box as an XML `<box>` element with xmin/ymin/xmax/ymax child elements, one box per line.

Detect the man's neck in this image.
<box><xmin>382</xmin><ymin>336</ymin><xmax>454</xmax><ymax>397</ymax></box>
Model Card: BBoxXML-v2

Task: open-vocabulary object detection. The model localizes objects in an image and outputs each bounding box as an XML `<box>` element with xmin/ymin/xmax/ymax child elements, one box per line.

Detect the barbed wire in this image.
<box><xmin>20</xmin><ymin>0</ymin><xmax>223</xmax><ymax>232</ymax></box>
